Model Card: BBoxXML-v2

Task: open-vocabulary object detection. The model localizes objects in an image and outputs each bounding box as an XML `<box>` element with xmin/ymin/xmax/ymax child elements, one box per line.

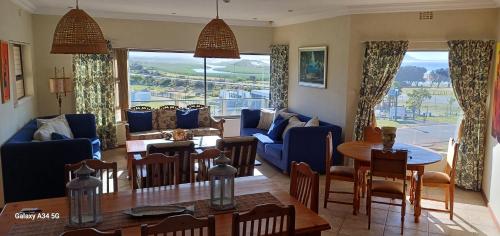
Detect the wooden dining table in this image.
<box><xmin>0</xmin><ymin>176</ymin><xmax>330</xmax><ymax>236</ymax></box>
<box><xmin>337</xmin><ymin>141</ymin><xmax>442</xmax><ymax>223</ymax></box>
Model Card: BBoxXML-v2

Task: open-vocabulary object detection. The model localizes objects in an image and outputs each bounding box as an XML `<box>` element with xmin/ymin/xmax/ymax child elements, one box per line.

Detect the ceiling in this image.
<box><xmin>12</xmin><ymin>0</ymin><xmax>500</xmax><ymax>26</ymax></box>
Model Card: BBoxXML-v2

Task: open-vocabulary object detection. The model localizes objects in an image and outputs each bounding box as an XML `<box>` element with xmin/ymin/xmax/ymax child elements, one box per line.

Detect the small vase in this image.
<box><xmin>381</xmin><ymin>126</ymin><xmax>397</xmax><ymax>150</ymax></box>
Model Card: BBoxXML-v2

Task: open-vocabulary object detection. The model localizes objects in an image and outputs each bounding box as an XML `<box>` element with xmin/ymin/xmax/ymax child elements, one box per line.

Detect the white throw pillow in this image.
<box><xmin>33</xmin><ymin>124</ymin><xmax>56</xmax><ymax>141</ymax></box>
<box><xmin>256</xmin><ymin>109</ymin><xmax>275</xmax><ymax>130</ymax></box>
<box><xmin>37</xmin><ymin>115</ymin><xmax>74</xmax><ymax>138</ymax></box>
<box><xmin>305</xmin><ymin>116</ymin><xmax>320</xmax><ymax>127</ymax></box>
<box><xmin>282</xmin><ymin>116</ymin><xmax>306</xmax><ymax>139</ymax></box>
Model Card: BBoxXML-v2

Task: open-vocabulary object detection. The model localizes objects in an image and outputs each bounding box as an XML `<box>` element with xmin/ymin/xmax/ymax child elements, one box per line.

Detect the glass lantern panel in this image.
<box><xmin>211</xmin><ymin>176</ymin><xmax>234</xmax><ymax>207</ymax></box>
<box><xmin>70</xmin><ymin>188</ymin><xmax>98</xmax><ymax>224</ymax></box>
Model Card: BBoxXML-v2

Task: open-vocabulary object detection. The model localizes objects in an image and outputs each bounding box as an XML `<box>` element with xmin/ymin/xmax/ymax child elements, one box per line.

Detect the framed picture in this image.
<box><xmin>0</xmin><ymin>41</ymin><xmax>10</xmax><ymax>103</ymax></box>
<box><xmin>492</xmin><ymin>43</ymin><xmax>500</xmax><ymax>142</ymax></box>
<box><xmin>299</xmin><ymin>46</ymin><xmax>327</xmax><ymax>88</ymax></box>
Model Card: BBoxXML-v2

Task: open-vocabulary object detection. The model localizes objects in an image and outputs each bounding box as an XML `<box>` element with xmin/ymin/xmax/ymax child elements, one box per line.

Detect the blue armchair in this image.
<box><xmin>1</xmin><ymin>114</ymin><xmax>100</xmax><ymax>203</ymax></box>
<box><xmin>240</xmin><ymin>109</ymin><xmax>343</xmax><ymax>173</ymax></box>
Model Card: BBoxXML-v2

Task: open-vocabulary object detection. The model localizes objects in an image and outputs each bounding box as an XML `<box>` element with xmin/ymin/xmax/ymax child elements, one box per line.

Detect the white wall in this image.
<box><xmin>0</xmin><ymin>0</ymin><xmax>38</xmax><ymax>206</ymax></box>
<box><xmin>32</xmin><ymin>15</ymin><xmax>274</xmax><ymax>116</ymax></box>
<box><xmin>482</xmin><ymin>7</ymin><xmax>500</xmax><ymax>226</ymax></box>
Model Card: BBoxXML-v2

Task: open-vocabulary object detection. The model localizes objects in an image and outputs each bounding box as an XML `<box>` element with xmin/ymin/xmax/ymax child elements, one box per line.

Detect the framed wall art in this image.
<box><xmin>1</xmin><ymin>41</ymin><xmax>10</xmax><ymax>103</ymax></box>
<box><xmin>299</xmin><ymin>46</ymin><xmax>327</xmax><ymax>88</ymax></box>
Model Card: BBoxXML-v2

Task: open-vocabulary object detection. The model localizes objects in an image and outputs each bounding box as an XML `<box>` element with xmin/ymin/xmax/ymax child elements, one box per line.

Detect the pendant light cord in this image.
<box><xmin>216</xmin><ymin>0</ymin><xmax>219</xmax><ymax>18</ymax></box>
<box><xmin>76</xmin><ymin>0</ymin><xmax>79</xmax><ymax>9</ymax></box>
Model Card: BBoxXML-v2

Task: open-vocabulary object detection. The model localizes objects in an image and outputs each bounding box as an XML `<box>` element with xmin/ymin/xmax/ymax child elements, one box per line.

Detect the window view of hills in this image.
<box><xmin>128</xmin><ymin>51</ymin><xmax>271</xmax><ymax>116</ymax></box>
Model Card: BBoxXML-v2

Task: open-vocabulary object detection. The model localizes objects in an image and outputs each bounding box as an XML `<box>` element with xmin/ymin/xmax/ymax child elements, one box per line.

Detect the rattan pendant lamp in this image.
<box><xmin>194</xmin><ymin>0</ymin><xmax>240</xmax><ymax>58</ymax></box>
<box><xmin>51</xmin><ymin>0</ymin><xmax>107</xmax><ymax>54</ymax></box>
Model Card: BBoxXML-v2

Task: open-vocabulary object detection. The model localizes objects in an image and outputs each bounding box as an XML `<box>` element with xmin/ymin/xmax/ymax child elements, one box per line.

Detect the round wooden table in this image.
<box><xmin>337</xmin><ymin>141</ymin><xmax>442</xmax><ymax>222</ymax></box>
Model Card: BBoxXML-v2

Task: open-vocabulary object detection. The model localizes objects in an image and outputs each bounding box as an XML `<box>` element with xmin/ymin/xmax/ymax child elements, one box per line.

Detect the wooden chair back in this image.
<box><xmin>370</xmin><ymin>149</ymin><xmax>408</xmax><ymax>180</ymax></box>
<box><xmin>363</xmin><ymin>126</ymin><xmax>382</xmax><ymax>143</ymax></box>
<box><xmin>65</xmin><ymin>159</ymin><xmax>118</xmax><ymax>193</ymax></box>
<box><xmin>132</xmin><ymin>153</ymin><xmax>180</xmax><ymax>190</ymax></box>
<box><xmin>59</xmin><ymin>228</ymin><xmax>121</xmax><ymax>236</ymax></box>
<box><xmin>324</xmin><ymin>132</ymin><xmax>334</xmax><ymax>178</ymax></box>
<box><xmin>445</xmin><ymin>138</ymin><xmax>459</xmax><ymax>179</ymax></box>
<box><xmin>147</xmin><ymin>141</ymin><xmax>195</xmax><ymax>183</ymax></box>
<box><xmin>141</xmin><ymin>214</ymin><xmax>215</xmax><ymax>236</ymax></box>
<box><xmin>232</xmin><ymin>204</ymin><xmax>295</xmax><ymax>236</ymax></box>
<box><xmin>187</xmin><ymin>104</ymin><xmax>207</xmax><ymax>109</ymax></box>
<box><xmin>289</xmin><ymin>162</ymin><xmax>319</xmax><ymax>213</ymax></box>
<box><xmin>216</xmin><ymin>137</ymin><xmax>258</xmax><ymax>177</ymax></box>
<box><xmin>158</xmin><ymin>104</ymin><xmax>179</xmax><ymax>110</ymax></box>
<box><xmin>190</xmin><ymin>149</ymin><xmax>221</xmax><ymax>183</ymax></box>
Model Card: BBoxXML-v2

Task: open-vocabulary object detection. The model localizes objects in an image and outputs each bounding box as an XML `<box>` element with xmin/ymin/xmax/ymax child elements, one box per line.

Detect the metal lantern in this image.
<box><xmin>208</xmin><ymin>153</ymin><xmax>237</xmax><ymax>210</ymax></box>
<box><xmin>66</xmin><ymin>163</ymin><xmax>103</xmax><ymax>227</ymax></box>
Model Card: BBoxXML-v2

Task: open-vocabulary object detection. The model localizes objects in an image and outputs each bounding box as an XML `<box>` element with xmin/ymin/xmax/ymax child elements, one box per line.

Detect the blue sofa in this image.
<box><xmin>240</xmin><ymin>109</ymin><xmax>343</xmax><ymax>173</ymax></box>
<box><xmin>1</xmin><ymin>114</ymin><xmax>101</xmax><ymax>203</ymax></box>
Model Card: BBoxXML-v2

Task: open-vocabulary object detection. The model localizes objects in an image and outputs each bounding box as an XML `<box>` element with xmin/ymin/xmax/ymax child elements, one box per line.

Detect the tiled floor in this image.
<box><xmin>102</xmin><ymin>148</ymin><xmax>500</xmax><ymax>236</ymax></box>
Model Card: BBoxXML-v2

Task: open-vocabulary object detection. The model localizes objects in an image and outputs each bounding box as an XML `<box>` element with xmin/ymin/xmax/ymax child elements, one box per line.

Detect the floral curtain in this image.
<box><xmin>353</xmin><ymin>41</ymin><xmax>408</xmax><ymax>141</ymax></box>
<box><xmin>448</xmin><ymin>40</ymin><xmax>494</xmax><ymax>191</ymax></box>
<box><xmin>270</xmin><ymin>44</ymin><xmax>289</xmax><ymax>109</ymax></box>
<box><xmin>73</xmin><ymin>43</ymin><xmax>117</xmax><ymax>150</ymax></box>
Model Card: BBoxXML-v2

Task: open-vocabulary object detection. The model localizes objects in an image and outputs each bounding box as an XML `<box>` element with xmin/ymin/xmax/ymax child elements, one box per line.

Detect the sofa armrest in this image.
<box><xmin>240</xmin><ymin>109</ymin><xmax>261</xmax><ymax>130</ymax></box>
<box><xmin>210</xmin><ymin>117</ymin><xmax>225</xmax><ymax>137</ymax></box>
<box><xmin>1</xmin><ymin>138</ymin><xmax>94</xmax><ymax>203</ymax></box>
<box><xmin>282</xmin><ymin>125</ymin><xmax>343</xmax><ymax>173</ymax></box>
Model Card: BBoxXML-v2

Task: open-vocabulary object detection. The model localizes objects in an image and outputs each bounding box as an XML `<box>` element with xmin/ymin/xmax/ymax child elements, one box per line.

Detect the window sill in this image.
<box><xmin>14</xmin><ymin>96</ymin><xmax>33</xmax><ymax>108</ymax></box>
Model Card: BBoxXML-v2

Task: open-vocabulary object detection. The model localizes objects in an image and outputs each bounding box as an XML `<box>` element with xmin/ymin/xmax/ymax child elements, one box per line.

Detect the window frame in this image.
<box><xmin>127</xmin><ymin>49</ymin><xmax>272</xmax><ymax>118</ymax></box>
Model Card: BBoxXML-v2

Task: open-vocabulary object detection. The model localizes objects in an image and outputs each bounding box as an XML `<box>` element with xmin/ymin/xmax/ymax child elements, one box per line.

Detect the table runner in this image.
<box><xmin>8</xmin><ymin>192</ymin><xmax>281</xmax><ymax>236</ymax></box>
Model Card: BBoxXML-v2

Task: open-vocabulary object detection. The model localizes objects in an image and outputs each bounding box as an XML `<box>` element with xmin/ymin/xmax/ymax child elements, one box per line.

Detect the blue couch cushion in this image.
<box><xmin>241</xmin><ymin>128</ymin><xmax>267</xmax><ymax>137</ymax></box>
<box><xmin>127</xmin><ymin>111</ymin><xmax>153</xmax><ymax>132</ymax></box>
<box><xmin>265</xmin><ymin>144</ymin><xmax>283</xmax><ymax>161</ymax></box>
<box><xmin>267</xmin><ymin>115</ymin><xmax>288</xmax><ymax>140</ymax></box>
<box><xmin>8</xmin><ymin>120</ymin><xmax>37</xmax><ymax>143</ymax></box>
<box><xmin>176</xmin><ymin>109</ymin><xmax>199</xmax><ymax>129</ymax></box>
<box><xmin>241</xmin><ymin>109</ymin><xmax>261</xmax><ymax>128</ymax></box>
<box><xmin>51</xmin><ymin>133</ymin><xmax>70</xmax><ymax>140</ymax></box>
<box><xmin>65</xmin><ymin>114</ymin><xmax>97</xmax><ymax>139</ymax></box>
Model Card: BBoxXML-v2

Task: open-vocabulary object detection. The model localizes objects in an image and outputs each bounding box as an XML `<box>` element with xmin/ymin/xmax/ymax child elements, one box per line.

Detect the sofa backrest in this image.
<box><xmin>4</xmin><ymin>114</ymin><xmax>97</xmax><ymax>144</ymax></box>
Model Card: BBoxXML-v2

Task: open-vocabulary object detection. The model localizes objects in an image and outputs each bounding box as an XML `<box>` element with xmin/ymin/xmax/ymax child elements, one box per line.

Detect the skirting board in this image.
<box><xmin>481</xmin><ymin>190</ymin><xmax>500</xmax><ymax>231</ymax></box>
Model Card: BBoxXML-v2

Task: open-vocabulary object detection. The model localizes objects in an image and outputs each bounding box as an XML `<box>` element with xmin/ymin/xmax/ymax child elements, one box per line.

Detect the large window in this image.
<box><xmin>128</xmin><ymin>51</ymin><xmax>270</xmax><ymax>116</ymax></box>
<box><xmin>375</xmin><ymin>51</ymin><xmax>462</xmax><ymax>154</ymax></box>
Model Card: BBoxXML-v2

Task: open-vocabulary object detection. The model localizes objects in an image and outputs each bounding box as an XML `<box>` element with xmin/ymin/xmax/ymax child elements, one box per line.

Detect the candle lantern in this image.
<box><xmin>66</xmin><ymin>163</ymin><xmax>103</xmax><ymax>227</ymax></box>
<box><xmin>208</xmin><ymin>153</ymin><xmax>237</xmax><ymax>210</ymax></box>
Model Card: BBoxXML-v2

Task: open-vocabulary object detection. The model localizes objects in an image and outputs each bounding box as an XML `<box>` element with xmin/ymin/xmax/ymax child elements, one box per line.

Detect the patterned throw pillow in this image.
<box><xmin>282</xmin><ymin>116</ymin><xmax>306</xmax><ymax>139</ymax></box>
<box><xmin>198</xmin><ymin>107</ymin><xmax>211</xmax><ymax>127</ymax></box>
<box><xmin>256</xmin><ymin>109</ymin><xmax>275</xmax><ymax>130</ymax></box>
<box><xmin>277</xmin><ymin>108</ymin><xmax>297</xmax><ymax>120</ymax></box>
<box><xmin>154</xmin><ymin>109</ymin><xmax>177</xmax><ymax>130</ymax></box>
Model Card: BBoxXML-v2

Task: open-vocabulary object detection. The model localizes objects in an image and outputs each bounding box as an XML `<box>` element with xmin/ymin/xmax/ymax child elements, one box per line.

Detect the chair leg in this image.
<box><xmin>450</xmin><ymin>184</ymin><xmax>455</xmax><ymax>220</ymax></box>
<box><xmin>401</xmin><ymin>198</ymin><xmax>406</xmax><ymax>235</ymax></box>
<box><xmin>444</xmin><ymin>187</ymin><xmax>449</xmax><ymax>210</ymax></box>
<box><xmin>361</xmin><ymin>171</ymin><xmax>366</xmax><ymax>198</ymax></box>
<box><xmin>367</xmin><ymin>190</ymin><xmax>372</xmax><ymax>229</ymax></box>
<box><xmin>324</xmin><ymin>177</ymin><xmax>331</xmax><ymax>208</ymax></box>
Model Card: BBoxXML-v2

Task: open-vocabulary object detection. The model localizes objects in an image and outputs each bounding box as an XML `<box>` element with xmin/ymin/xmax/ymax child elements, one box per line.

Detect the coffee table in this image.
<box><xmin>125</xmin><ymin>136</ymin><xmax>221</xmax><ymax>178</ymax></box>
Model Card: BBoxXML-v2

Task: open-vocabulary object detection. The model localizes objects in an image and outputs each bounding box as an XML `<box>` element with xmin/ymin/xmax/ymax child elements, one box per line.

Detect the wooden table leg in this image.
<box><xmin>414</xmin><ymin>166</ymin><xmax>424</xmax><ymax>223</ymax></box>
<box><xmin>353</xmin><ymin>160</ymin><xmax>360</xmax><ymax>215</ymax></box>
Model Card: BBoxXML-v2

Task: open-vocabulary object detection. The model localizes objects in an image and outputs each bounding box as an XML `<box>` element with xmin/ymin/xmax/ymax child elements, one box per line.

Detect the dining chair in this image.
<box><xmin>216</xmin><ymin>136</ymin><xmax>258</xmax><ymax>177</ymax></box>
<box><xmin>187</xmin><ymin>104</ymin><xmax>207</xmax><ymax>109</ymax></box>
<box><xmin>323</xmin><ymin>132</ymin><xmax>357</xmax><ymax>214</ymax></box>
<box><xmin>289</xmin><ymin>161</ymin><xmax>319</xmax><ymax>213</ymax></box>
<box><xmin>132</xmin><ymin>153</ymin><xmax>180</xmax><ymax>190</ymax></box>
<box><xmin>190</xmin><ymin>148</ymin><xmax>222</xmax><ymax>183</ymax></box>
<box><xmin>232</xmin><ymin>204</ymin><xmax>295</xmax><ymax>236</ymax></box>
<box><xmin>59</xmin><ymin>228</ymin><xmax>121</xmax><ymax>236</ymax></box>
<box><xmin>147</xmin><ymin>141</ymin><xmax>195</xmax><ymax>183</ymax></box>
<box><xmin>141</xmin><ymin>214</ymin><xmax>215</xmax><ymax>236</ymax></box>
<box><xmin>410</xmin><ymin>138</ymin><xmax>459</xmax><ymax>220</ymax></box>
<box><xmin>65</xmin><ymin>159</ymin><xmax>118</xmax><ymax>193</ymax></box>
<box><xmin>367</xmin><ymin>149</ymin><xmax>408</xmax><ymax>234</ymax></box>
<box><xmin>158</xmin><ymin>104</ymin><xmax>179</xmax><ymax>110</ymax></box>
